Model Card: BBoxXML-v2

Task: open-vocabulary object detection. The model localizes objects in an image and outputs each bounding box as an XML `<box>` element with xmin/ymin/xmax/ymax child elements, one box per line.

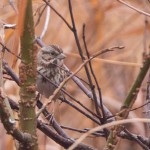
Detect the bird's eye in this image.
<box><xmin>51</xmin><ymin>52</ymin><xmax>56</xmax><ymax>56</ymax></box>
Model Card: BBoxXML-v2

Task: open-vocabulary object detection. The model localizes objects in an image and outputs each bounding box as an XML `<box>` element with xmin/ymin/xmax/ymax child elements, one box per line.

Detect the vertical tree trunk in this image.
<box><xmin>18</xmin><ymin>1</ymin><xmax>38</xmax><ymax>149</ymax></box>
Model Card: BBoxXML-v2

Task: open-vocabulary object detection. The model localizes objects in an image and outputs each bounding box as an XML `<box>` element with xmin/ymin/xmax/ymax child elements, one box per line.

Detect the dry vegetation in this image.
<box><xmin>0</xmin><ymin>0</ymin><xmax>150</xmax><ymax>150</ymax></box>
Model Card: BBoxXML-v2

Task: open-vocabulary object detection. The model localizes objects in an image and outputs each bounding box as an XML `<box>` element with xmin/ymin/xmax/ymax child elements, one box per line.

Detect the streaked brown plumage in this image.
<box><xmin>36</xmin><ymin>45</ymin><xmax>66</xmax><ymax>98</ymax></box>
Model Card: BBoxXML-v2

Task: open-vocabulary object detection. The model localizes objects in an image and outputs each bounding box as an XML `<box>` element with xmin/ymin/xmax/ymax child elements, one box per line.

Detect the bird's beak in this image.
<box><xmin>57</xmin><ymin>53</ymin><xmax>66</xmax><ymax>59</ymax></box>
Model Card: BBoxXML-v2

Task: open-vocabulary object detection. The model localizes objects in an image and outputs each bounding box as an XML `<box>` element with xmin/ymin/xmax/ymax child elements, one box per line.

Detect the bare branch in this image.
<box><xmin>0</xmin><ymin>95</ymin><xmax>32</xmax><ymax>143</ymax></box>
<box><xmin>0</xmin><ymin>42</ymin><xmax>21</xmax><ymax>60</ymax></box>
<box><xmin>2</xmin><ymin>60</ymin><xmax>20</xmax><ymax>86</ymax></box>
<box><xmin>117</xmin><ymin>0</ymin><xmax>150</xmax><ymax>17</ymax></box>
<box><xmin>123</xmin><ymin>128</ymin><xmax>149</xmax><ymax>150</ymax></box>
<box><xmin>68</xmin><ymin>118</ymin><xmax>150</xmax><ymax>150</ymax></box>
<box><xmin>8</xmin><ymin>0</ymin><xmax>18</xmax><ymax>14</ymax></box>
<box><xmin>39</xmin><ymin>5</ymin><xmax>51</xmax><ymax>39</ymax></box>
<box><xmin>43</xmin><ymin>0</ymin><xmax>73</xmax><ymax>30</ymax></box>
<box><xmin>82</xmin><ymin>24</ymin><xmax>105</xmax><ymax>122</ymax></box>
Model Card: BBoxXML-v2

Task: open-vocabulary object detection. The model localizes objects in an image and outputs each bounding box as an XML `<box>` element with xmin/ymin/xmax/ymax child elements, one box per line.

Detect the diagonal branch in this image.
<box><xmin>105</xmin><ymin>55</ymin><xmax>150</xmax><ymax>149</ymax></box>
<box><xmin>0</xmin><ymin>95</ymin><xmax>33</xmax><ymax>143</ymax></box>
<box><xmin>43</xmin><ymin>0</ymin><xmax>73</xmax><ymax>30</ymax></box>
<box><xmin>68</xmin><ymin>118</ymin><xmax>150</xmax><ymax>150</ymax></box>
<box><xmin>117</xmin><ymin>0</ymin><xmax>150</xmax><ymax>17</ymax></box>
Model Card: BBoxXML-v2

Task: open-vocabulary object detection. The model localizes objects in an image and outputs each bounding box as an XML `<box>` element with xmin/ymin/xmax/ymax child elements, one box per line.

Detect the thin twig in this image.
<box><xmin>106</xmin><ymin>100</ymin><xmax>150</xmax><ymax>119</ymax></box>
<box><xmin>131</xmin><ymin>101</ymin><xmax>150</xmax><ymax>111</ymax></box>
<box><xmin>143</xmin><ymin>17</ymin><xmax>148</xmax><ymax>54</ymax></box>
<box><xmin>123</xmin><ymin>128</ymin><xmax>149</xmax><ymax>150</ymax></box>
<box><xmin>0</xmin><ymin>42</ymin><xmax>21</xmax><ymax>60</ymax></box>
<box><xmin>36</xmin><ymin>99</ymin><xmax>69</xmax><ymax>138</ymax></box>
<box><xmin>40</xmin><ymin>5</ymin><xmax>50</xmax><ymax>39</ymax></box>
<box><xmin>34</xmin><ymin>4</ymin><xmax>47</xmax><ymax>27</ymax></box>
<box><xmin>3</xmin><ymin>76</ymin><xmax>13</xmax><ymax>80</ymax></box>
<box><xmin>60</xmin><ymin>97</ymin><xmax>101</xmax><ymax>125</ymax></box>
<box><xmin>2</xmin><ymin>60</ymin><xmax>20</xmax><ymax>86</ymax></box>
<box><xmin>117</xmin><ymin>0</ymin><xmax>150</xmax><ymax>17</ymax></box>
<box><xmin>8</xmin><ymin>0</ymin><xmax>18</xmax><ymax>14</ymax></box>
<box><xmin>68</xmin><ymin>118</ymin><xmax>150</xmax><ymax>150</ymax></box>
<box><xmin>61</xmin><ymin>125</ymin><xmax>105</xmax><ymax>137</ymax></box>
<box><xmin>43</xmin><ymin>0</ymin><xmax>73</xmax><ymax>30</ymax></box>
<box><xmin>82</xmin><ymin>24</ymin><xmax>106</xmax><ymax>122</ymax></box>
<box><xmin>68</xmin><ymin>0</ymin><xmax>84</xmax><ymax>59</ymax></box>
<box><xmin>145</xmin><ymin>71</ymin><xmax>150</xmax><ymax>129</ymax></box>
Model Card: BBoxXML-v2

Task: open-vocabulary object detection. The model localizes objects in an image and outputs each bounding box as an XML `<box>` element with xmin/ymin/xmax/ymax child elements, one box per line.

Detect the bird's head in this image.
<box><xmin>38</xmin><ymin>45</ymin><xmax>66</xmax><ymax>67</ymax></box>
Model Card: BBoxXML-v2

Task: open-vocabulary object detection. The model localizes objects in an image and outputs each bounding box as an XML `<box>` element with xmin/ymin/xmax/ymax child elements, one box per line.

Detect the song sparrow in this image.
<box><xmin>36</xmin><ymin>45</ymin><xmax>67</xmax><ymax>98</ymax></box>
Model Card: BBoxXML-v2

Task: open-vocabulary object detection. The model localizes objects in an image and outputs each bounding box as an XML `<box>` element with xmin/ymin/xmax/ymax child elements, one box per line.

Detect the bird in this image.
<box><xmin>36</xmin><ymin>45</ymin><xmax>67</xmax><ymax>99</ymax></box>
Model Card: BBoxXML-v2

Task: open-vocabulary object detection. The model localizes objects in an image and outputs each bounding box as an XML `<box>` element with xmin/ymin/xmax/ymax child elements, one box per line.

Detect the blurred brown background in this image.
<box><xmin>0</xmin><ymin>0</ymin><xmax>150</xmax><ymax>149</ymax></box>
